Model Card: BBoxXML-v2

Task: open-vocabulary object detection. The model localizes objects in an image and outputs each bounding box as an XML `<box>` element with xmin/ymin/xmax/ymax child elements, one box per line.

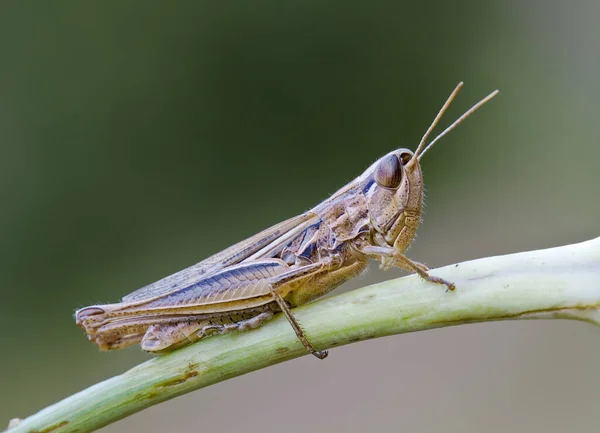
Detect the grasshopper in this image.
<box><xmin>76</xmin><ymin>82</ymin><xmax>498</xmax><ymax>359</ymax></box>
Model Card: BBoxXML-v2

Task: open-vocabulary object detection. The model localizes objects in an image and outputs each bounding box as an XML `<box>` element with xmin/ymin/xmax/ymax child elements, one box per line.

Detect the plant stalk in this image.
<box><xmin>7</xmin><ymin>237</ymin><xmax>600</xmax><ymax>433</ymax></box>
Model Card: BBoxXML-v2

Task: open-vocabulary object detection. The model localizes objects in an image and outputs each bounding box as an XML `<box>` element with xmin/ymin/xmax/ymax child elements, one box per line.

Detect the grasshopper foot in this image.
<box><xmin>313</xmin><ymin>350</ymin><xmax>329</xmax><ymax>359</ymax></box>
<box><xmin>420</xmin><ymin>273</ymin><xmax>456</xmax><ymax>291</ymax></box>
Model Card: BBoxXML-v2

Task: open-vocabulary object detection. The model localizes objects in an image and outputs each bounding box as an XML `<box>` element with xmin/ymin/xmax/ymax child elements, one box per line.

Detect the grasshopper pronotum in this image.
<box><xmin>76</xmin><ymin>82</ymin><xmax>498</xmax><ymax>359</ymax></box>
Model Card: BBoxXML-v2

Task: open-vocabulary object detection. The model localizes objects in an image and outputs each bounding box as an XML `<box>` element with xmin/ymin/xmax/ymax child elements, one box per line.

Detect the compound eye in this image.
<box><xmin>374</xmin><ymin>154</ymin><xmax>402</xmax><ymax>189</ymax></box>
<box><xmin>400</xmin><ymin>152</ymin><xmax>412</xmax><ymax>165</ymax></box>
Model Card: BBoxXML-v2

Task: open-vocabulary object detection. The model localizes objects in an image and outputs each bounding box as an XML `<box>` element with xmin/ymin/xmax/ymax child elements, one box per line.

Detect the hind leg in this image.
<box><xmin>194</xmin><ymin>311</ymin><xmax>275</xmax><ymax>338</ymax></box>
<box><xmin>142</xmin><ymin>321</ymin><xmax>205</xmax><ymax>352</ymax></box>
<box><xmin>200</xmin><ymin>311</ymin><xmax>275</xmax><ymax>335</ymax></box>
<box><xmin>141</xmin><ymin>311</ymin><xmax>275</xmax><ymax>353</ymax></box>
<box><xmin>96</xmin><ymin>331</ymin><xmax>146</xmax><ymax>350</ymax></box>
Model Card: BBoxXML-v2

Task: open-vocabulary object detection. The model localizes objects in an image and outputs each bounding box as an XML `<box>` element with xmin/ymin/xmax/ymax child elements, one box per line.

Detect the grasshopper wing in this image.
<box><xmin>76</xmin><ymin>257</ymin><xmax>319</xmax><ymax>350</ymax></box>
<box><xmin>121</xmin><ymin>212</ymin><xmax>319</xmax><ymax>303</ymax></box>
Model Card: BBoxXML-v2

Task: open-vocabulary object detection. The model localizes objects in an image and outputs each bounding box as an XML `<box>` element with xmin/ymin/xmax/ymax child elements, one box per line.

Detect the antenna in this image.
<box><xmin>417</xmin><ymin>88</ymin><xmax>499</xmax><ymax>160</ymax></box>
<box><xmin>412</xmin><ymin>82</ymin><xmax>464</xmax><ymax>160</ymax></box>
<box><xmin>406</xmin><ymin>83</ymin><xmax>499</xmax><ymax>168</ymax></box>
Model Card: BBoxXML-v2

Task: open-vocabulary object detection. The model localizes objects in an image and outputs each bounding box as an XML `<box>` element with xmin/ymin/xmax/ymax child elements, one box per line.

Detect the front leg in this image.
<box><xmin>360</xmin><ymin>245</ymin><xmax>455</xmax><ymax>291</ymax></box>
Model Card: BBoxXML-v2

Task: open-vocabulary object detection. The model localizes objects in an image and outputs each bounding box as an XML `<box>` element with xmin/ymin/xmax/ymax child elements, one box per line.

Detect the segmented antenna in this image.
<box><xmin>408</xmin><ymin>83</ymin><xmax>499</xmax><ymax>165</ymax></box>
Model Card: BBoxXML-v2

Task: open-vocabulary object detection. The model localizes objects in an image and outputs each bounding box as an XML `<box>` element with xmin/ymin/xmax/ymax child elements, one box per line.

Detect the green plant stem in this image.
<box><xmin>7</xmin><ymin>237</ymin><xmax>600</xmax><ymax>433</ymax></box>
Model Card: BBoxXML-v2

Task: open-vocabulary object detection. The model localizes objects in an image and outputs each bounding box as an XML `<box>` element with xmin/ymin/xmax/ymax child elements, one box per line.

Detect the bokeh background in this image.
<box><xmin>2</xmin><ymin>1</ymin><xmax>600</xmax><ymax>432</ymax></box>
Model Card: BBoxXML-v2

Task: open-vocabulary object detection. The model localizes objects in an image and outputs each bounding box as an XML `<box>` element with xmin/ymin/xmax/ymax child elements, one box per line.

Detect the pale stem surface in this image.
<box><xmin>7</xmin><ymin>237</ymin><xmax>600</xmax><ymax>433</ymax></box>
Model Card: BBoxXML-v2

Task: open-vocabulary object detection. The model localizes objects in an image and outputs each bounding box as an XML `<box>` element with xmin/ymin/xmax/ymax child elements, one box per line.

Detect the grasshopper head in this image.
<box><xmin>359</xmin><ymin>149</ymin><xmax>423</xmax><ymax>249</ymax></box>
<box><xmin>359</xmin><ymin>83</ymin><xmax>499</xmax><ymax>251</ymax></box>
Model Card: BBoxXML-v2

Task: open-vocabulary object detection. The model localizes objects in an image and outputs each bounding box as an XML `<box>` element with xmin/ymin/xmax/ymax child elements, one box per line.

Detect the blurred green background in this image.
<box><xmin>2</xmin><ymin>1</ymin><xmax>600</xmax><ymax>432</ymax></box>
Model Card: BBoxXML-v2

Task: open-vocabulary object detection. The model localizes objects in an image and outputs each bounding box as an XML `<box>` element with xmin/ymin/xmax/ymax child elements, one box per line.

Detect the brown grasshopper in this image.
<box><xmin>76</xmin><ymin>82</ymin><xmax>498</xmax><ymax>359</ymax></box>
